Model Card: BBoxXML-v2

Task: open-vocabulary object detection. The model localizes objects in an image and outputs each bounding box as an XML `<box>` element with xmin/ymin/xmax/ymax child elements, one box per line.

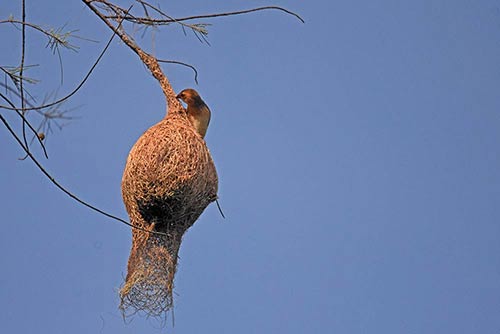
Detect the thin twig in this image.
<box><xmin>20</xmin><ymin>0</ymin><xmax>28</xmax><ymax>152</ymax></box>
<box><xmin>0</xmin><ymin>91</ymin><xmax>48</xmax><ymax>158</ymax></box>
<box><xmin>215</xmin><ymin>198</ymin><xmax>225</xmax><ymax>219</ymax></box>
<box><xmin>105</xmin><ymin>5</ymin><xmax>305</xmax><ymax>25</ymax></box>
<box><xmin>0</xmin><ymin>113</ymin><xmax>167</xmax><ymax>236</ymax></box>
<box><xmin>0</xmin><ymin>64</ymin><xmax>39</xmax><ymax>89</ymax></box>
<box><xmin>164</xmin><ymin>6</ymin><xmax>304</xmax><ymax>24</ymax></box>
<box><xmin>157</xmin><ymin>59</ymin><xmax>198</xmax><ymax>84</ymax></box>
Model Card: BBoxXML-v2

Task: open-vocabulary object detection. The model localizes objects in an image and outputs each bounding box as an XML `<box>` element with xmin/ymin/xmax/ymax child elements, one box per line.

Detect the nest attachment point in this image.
<box><xmin>120</xmin><ymin>106</ymin><xmax>218</xmax><ymax>318</ymax></box>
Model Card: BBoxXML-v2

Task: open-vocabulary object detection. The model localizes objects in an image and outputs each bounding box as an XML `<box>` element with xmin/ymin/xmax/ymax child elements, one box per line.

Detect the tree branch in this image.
<box><xmin>157</xmin><ymin>59</ymin><xmax>199</xmax><ymax>84</ymax></box>
<box><xmin>104</xmin><ymin>5</ymin><xmax>305</xmax><ymax>25</ymax></box>
<box><xmin>0</xmin><ymin>91</ymin><xmax>48</xmax><ymax>158</ymax></box>
<box><xmin>20</xmin><ymin>0</ymin><xmax>28</xmax><ymax>152</ymax></box>
<box><xmin>0</xmin><ymin>19</ymin><xmax>78</xmax><ymax>51</ymax></box>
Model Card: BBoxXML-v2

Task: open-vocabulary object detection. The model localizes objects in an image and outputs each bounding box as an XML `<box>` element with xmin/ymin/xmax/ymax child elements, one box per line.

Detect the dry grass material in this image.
<box><xmin>119</xmin><ymin>106</ymin><xmax>218</xmax><ymax>318</ymax></box>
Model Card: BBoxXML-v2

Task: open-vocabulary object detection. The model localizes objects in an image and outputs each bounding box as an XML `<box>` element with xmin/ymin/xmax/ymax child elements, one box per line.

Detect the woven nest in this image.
<box><xmin>120</xmin><ymin>106</ymin><xmax>218</xmax><ymax>318</ymax></box>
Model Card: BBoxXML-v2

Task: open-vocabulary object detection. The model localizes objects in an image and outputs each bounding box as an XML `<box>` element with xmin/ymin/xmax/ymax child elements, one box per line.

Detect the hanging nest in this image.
<box><xmin>119</xmin><ymin>106</ymin><xmax>218</xmax><ymax>318</ymax></box>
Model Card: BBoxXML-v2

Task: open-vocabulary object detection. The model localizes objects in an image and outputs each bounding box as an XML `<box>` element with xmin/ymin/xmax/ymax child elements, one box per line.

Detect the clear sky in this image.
<box><xmin>1</xmin><ymin>1</ymin><xmax>500</xmax><ymax>333</ymax></box>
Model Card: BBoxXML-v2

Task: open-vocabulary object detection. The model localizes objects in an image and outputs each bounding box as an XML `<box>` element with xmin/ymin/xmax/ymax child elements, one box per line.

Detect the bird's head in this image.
<box><xmin>176</xmin><ymin>88</ymin><xmax>201</xmax><ymax>105</ymax></box>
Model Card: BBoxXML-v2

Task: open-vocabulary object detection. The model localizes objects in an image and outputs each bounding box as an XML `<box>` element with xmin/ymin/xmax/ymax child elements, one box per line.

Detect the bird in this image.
<box><xmin>176</xmin><ymin>88</ymin><xmax>211</xmax><ymax>139</ymax></box>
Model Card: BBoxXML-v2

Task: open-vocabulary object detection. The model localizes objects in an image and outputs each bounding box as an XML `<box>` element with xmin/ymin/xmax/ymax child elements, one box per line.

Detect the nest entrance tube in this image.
<box><xmin>120</xmin><ymin>107</ymin><xmax>218</xmax><ymax>318</ymax></box>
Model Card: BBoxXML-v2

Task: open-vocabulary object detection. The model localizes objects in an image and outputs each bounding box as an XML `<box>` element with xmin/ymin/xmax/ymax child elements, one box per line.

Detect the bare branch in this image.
<box><xmin>0</xmin><ymin>91</ymin><xmax>48</xmax><ymax>158</ymax></box>
<box><xmin>160</xmin><ymin>6</ymin><xmax>305</xmax><ymax>24</ymax></box>
<box><xmin>215</xmin><ymin>198</ymin><xmax>225</xmax><ymax>219</ymax></box>
<box><xmin>20</xmin><ymin>0</ymin><xmax>28</xmax><ymax>151</ymax></box>
<box><xmin>104</xmin><ymin>5</ymin><xmax>305</xmax><ymax>25</ymax></box>
<box><xmin>157</xmin><ymin>59</ymin><xmax>199</xmax><ymax>84</ymax></box>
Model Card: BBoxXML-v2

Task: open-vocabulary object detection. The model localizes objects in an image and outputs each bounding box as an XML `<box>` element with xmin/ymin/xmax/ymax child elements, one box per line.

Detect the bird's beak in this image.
<box><xmin>176</xmin><ymin>93</ymin><xmax>181</xmax><ymax>100</ymax></box>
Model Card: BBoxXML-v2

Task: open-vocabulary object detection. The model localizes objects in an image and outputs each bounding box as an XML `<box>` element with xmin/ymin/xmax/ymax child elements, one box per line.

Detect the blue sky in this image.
<box><xmin>1</xmin><ymin>1</ymin><xmax>500</xmax><ymax>333</ymax></box>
